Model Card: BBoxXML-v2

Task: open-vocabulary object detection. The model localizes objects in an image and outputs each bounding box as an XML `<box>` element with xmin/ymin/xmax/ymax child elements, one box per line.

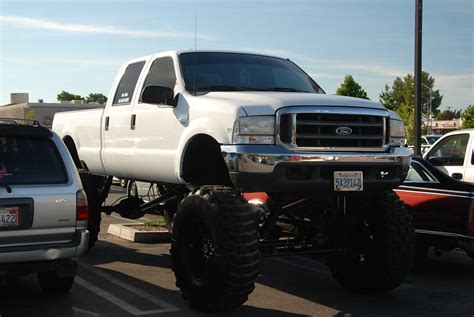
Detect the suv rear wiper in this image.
<box><xmin>0</xmin><ymin>184</ymin><xmax>12</xmax><ymax>193</ymax></box>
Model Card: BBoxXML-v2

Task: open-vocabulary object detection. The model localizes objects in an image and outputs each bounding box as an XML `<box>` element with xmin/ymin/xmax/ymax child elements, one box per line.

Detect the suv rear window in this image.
<box><xmin>0</xmin><ymin>136</ymin><xmax>67</xmax><ymax>185</ymax></box>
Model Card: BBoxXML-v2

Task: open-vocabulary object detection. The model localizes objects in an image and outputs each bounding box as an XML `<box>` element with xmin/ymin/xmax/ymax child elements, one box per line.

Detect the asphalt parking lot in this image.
<box><xmin>1</xmin><ymin>186</ymin><xmax>473</xmax><ymax>317</ymax></box>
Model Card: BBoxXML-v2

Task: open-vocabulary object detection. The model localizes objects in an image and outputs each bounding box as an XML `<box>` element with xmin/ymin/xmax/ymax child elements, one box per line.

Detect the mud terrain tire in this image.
<box><xmin>171</xmin><ymin>186</ymin><xmax>259</xmax><ymax>311</ymax></box>
<box><xmin>328</xmin><ymin>190</ymin><xmax>415</xmax><ymax>292</ymax></box>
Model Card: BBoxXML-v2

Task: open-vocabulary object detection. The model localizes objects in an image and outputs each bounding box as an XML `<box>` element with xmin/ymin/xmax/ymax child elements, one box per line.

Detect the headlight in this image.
<box><xmin>390</xmin><ymin>119</ymin><xmax>406</xmax><ymax>146</ymax></box>
<box><xmin>233</xmin><ymin>116</ymin><xmax>275</xmax><ymax>144</ymax></box>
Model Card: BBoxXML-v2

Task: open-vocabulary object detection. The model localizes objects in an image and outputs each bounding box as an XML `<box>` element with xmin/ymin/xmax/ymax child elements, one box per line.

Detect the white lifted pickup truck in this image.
<box><xmin>53</xmin><ymin>50</ymin><xmax>414</xmax><ymax>311</ymax></box>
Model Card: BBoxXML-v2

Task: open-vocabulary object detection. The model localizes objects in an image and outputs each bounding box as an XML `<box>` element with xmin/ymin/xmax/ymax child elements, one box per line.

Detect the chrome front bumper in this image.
<box><xmin>221</xmin><ymin>145</ymin><xmax>412</xmax><ymax>192</ymax></box>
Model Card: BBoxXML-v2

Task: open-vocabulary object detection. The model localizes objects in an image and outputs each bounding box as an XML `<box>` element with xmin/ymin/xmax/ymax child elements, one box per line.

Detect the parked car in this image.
<box><xmin>0</xmin><ymin>118</ymin><xmax>89</xmax><ymax>293</ymax></box>
<box><xmin>423</xmin><ymin>129</ymin><xmax>474</xmax><ymax>182</ymax></box>
<box><xmin>395</xmin><ymin>156</ymin><xmax>474</xmax><ymax>261</ymax></box>
<box><xmin>421</xmin><ymin>134</ymin><xmax>442</xmax><ymax>154</ymax></box>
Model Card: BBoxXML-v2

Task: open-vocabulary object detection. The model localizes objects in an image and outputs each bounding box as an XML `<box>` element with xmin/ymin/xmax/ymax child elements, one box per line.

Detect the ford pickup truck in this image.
<box><xmin>53</xmin><ymin>50</ymin><xmax>414</xmax><ymax>311</ymax></box>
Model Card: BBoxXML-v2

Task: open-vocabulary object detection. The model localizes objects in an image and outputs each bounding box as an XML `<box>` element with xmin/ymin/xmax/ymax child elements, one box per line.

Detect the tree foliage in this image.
<box><xmin>436</xmin><ymin>109</ymin><xmax>461</xmax><ymax>120</ymax></box>
<box><xmin>57</xmin><ymin>90</ymin><xmax>83</xmax><ymax>102</ymax></box>
<box><xmin>379</xmin><ymin>71</ymin><xmax>443</xmax><ymax>144</ymax></box>
<box><xmin>461</xmin><ymin>105</ymin><xmax>474</xmax><ymax>129</ymax></box>
<box><xmin>336</xmin><ymin>75</ymin><xmax>369</xmax><ymax>99</ymax></box>
<box><xmin>86</xmin><ymin>93</ymin><xmax>108</xmax><ymax>104</ymax></box>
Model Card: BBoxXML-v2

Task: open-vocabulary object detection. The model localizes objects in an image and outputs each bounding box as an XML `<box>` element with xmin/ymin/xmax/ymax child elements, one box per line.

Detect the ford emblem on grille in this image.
<box><xmin>335</xmin><ymin>127</ymin><xmax>352</xmax><ymax>135</ymax></box>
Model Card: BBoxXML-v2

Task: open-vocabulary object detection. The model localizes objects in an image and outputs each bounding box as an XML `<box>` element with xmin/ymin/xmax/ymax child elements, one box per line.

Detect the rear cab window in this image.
<box><xmin>113</xmin><ymin>61</ymin><xmax>146</xmax><ymax>106</ymax></box>
<box><xmin>0</xmin><ymin>134</ymin><xmax>67</xmax><ymax>185</ymax></box>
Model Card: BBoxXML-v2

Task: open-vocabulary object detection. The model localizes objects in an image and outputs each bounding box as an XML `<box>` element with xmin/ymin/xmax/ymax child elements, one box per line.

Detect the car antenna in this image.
<box><xmin>193</xmin><ymin>14</ymin><xmax>197</xmax><ymax>96</ymax></box>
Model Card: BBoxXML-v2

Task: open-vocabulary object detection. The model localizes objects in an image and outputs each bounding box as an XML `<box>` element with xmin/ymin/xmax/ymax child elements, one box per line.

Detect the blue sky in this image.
<box><xmin>1</xmin><ymin>0</ymin><xmax>472</xmax><ymax>110</ymax></box>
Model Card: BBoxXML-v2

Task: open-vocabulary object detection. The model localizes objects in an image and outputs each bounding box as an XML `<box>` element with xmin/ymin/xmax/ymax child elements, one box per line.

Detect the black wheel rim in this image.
<box><xmin>181</xmin><ymin>218</ymin><xmax>215</xmax><ymax>287</ymax></box>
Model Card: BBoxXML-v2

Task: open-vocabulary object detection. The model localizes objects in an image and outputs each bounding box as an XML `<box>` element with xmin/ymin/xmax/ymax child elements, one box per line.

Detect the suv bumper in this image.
<box><xmin>0</xmin><ymin>229</ymin><xmax>89</xmax><ymax>271</ymax></box>
<box><xmin>221</xmin><ymin>145</ymin><xmax>412</xmax><ymax>192</ymax></box>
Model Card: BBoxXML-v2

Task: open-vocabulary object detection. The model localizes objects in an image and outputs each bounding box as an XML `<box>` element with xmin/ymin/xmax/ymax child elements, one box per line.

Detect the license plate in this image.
<box><xmin>334</xmin><ymin>171</ymin><xmax>363</xmax><ymax>192</ymax></box>
<box><xmin>0</xmin><ymin>207</ymin><xmax>19</xmax><ymax>227</ymax></box>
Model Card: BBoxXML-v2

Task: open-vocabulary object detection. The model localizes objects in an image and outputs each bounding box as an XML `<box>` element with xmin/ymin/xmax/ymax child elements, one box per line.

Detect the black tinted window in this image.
<box><xmin>141</xmin><ymin>57</ymin><xmax>176</xmax><ymax>94</ymax></box>
<box><xmin>179</xmin><ymin>52</ymin><xmax>324</xmax><ymax>94</ymax></box>
<box><xmin>0</xmin><ymin>136</ymin><xmax>67</xmax><ymax>184</ymax></box>
<box><xmin>113</xmin><ymin>61</ymin><xmax>146</xmax><ymax>106</ymax></box>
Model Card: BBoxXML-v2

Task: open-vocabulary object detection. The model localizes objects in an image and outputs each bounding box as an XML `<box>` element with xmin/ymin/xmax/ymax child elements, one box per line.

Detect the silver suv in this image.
<box><xmin>0</xmin><ymin>119</ymin><xmax>89</xmax><ymax>293</ymax></box>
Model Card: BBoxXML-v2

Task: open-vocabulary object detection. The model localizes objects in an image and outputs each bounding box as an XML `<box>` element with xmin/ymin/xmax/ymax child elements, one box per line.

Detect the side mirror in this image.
<box><xmin>141</xmin><ymin>85</ymin><xmax>175</xmax><ymax>106</ymax></box>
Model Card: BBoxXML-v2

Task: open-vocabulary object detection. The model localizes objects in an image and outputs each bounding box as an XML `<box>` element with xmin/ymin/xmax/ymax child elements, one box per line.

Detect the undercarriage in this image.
<box><xmin>82</xmin><ymin>175</ymin><xmax>415</xmax><ymax>311</ymax></box>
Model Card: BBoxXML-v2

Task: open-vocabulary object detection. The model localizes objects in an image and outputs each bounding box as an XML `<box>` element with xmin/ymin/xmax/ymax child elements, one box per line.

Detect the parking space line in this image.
<box><xmin>78</xmin><ymin>263</ymin><xmax>179</xmax><ymax>315</ymax></box>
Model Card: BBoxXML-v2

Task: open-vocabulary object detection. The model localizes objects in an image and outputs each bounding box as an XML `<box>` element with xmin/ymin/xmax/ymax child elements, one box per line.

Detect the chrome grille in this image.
<box><xmin>278</xmin><ymin>107</ymin><xmax>388</xmax><ymax>151</ymax></box>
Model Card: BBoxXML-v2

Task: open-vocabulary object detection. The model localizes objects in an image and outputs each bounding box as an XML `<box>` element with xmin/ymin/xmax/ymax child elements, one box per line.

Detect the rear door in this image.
<box><xmin>425</xmin><ymin>133</ymin><xmax>470</xmax><ymax>181</ymax></box>
<box><xmin>0</xmin><ymin>130</ymin><xmax>77</xmax><ymax>248</ymax></box>
<box><xmin>102</xmin><ymin>60</ymin><xmax>147</xmax><ymax>178</ymax></box>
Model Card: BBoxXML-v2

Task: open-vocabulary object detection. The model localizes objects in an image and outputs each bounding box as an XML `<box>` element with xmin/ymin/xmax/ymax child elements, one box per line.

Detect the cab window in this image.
<box><xmin>113</xmin><ymin>61</ymin><xmax>146</xmax><ymax>106</ymax></box>
<box><xmin>141</xmin><ymin>57</ymin><xmax>176</xmax><ymax>94</ymax></box>
<box><xmin>426</xmin><ymin>133</ymin><xmax>469</xmax><ymax>167</ymax></box>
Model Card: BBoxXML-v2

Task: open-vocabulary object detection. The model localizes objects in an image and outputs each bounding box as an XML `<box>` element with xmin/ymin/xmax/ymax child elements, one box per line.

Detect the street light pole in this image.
<box><xmin>414</xmin><ymin>0</ymin><xmax>423</xmax><ymax>156</ymax></box>
<box><xmin>422</xmin><ymin>83</ymin><xmax>433</xmax><ymax>134</ymax></box>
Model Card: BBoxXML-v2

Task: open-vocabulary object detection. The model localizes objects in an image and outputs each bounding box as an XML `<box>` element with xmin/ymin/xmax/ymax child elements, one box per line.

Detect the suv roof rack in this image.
<box><xmin>0</xmin><ymin>118</ymin><xmax>41</xmax><ymax>126</ymax></box>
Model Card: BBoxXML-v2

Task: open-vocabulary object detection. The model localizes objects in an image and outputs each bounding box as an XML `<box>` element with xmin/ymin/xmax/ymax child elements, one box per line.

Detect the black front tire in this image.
<box><xmin>467</xmin><ymin>252</ymin><xmax>474</xmax><ymax>260</ymax></box>
<box><xmin>171</xmin><ymin>186</ymin><xmax>259</xmax><ymax>311</ymax></box>
<box><xmin>328</xmin><ymin>190</ymin><xmax>415</xmax><ymax>293</ymax></box>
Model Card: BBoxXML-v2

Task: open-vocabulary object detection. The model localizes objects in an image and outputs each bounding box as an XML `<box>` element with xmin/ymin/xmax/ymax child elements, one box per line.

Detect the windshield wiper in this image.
<box><xmin>0</xmin><ymin>184</ymin><xmax>12</xmax><ymax>193</ymax></box>
<box><xmin>196</xmin><ymin>85</ymin><xmax>250</xmax><ymax>92</ymax></box>
<box><xmin>261</xmin><ymin>87</ymin><xmax>307</xmax><ymax>92</ymax></box>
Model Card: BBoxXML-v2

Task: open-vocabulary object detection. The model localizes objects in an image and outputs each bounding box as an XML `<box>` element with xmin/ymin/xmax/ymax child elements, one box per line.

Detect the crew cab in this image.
<box><xmin>53</xmin><ymin>50</ymin><xmax>414</xmax><ymax>311</ymax></box>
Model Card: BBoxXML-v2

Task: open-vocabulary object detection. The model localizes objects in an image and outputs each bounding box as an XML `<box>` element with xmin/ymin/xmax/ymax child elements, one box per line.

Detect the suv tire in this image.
<box><xmin>171</xmin><ymin>186</ymin><xmax>259</xmax><ymax>311</ymax></box>
<box><xmin>467</xmin><ymin>252</ymin><xmax>474</xmax><ymax>260</ymax></box>
<box><xmin>328</xmin><ymin>190</ymin><xmax>415</xmax><ymax>292</ymax></box>
<box><xmin>38</xmin><ymin>270</ymin><xmax>75</xmax><ymax>293</ymax></box>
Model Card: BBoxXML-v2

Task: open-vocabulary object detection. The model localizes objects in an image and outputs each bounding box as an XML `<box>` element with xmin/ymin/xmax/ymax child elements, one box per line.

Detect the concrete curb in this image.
<box><xmin>107</xmin><ymin>223</ymin><xmax>170</xmax><ymax>243</ymax></box>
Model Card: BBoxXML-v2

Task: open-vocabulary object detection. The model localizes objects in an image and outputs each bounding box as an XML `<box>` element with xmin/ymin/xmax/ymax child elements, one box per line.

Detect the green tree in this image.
<box><xmin>461</xmin><ymin>105</ymin><xmax>474</xmax><ymax>129</ymax></box>
<box><xmin>437</xmin><ymin>109</ymin><xmax>461</xmax><ymax>120</ymax></box>
<box><xmin>336</xmin><ymin>75</ymin><xmax>369</xmax><ymax>99</ymax></box>
<box><xmin>86</xmin><ymin>93</ymin><xmax>108</xmax><ymax>104</ymax></box>
<box><xmin>57</xmin><ymin>90</ymin><xmax>83</xmax><ymax>102</ymax></box>
<box><xmin>379</xmin><ymin>71</ymin><xmax>443</xmax><ymax>144</ymax></box>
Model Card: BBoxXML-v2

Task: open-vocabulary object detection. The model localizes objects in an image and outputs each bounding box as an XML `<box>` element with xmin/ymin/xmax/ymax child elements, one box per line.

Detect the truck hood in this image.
<box><xmin>202</xmin><ymin>92</ymin><xmax>386</xmax><ymax>116</ymax></box>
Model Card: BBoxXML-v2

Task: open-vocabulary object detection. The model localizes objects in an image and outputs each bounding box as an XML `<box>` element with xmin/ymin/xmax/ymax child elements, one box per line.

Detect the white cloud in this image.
<box><xmin>0</xmin><ymin>16</ymin><xmax>213</xmax><ymax>40</ymax></box>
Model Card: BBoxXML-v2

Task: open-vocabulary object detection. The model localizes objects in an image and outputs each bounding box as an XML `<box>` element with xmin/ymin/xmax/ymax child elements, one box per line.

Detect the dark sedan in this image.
<box><xmin>395</xmin><ymin>157</ymin><xmax>474</xmax><ymax>261</ymax></box>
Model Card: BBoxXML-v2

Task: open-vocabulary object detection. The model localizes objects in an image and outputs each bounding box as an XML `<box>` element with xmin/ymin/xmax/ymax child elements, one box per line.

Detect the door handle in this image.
<box><xmin>451</xmin><ymin>173</ymin><xmax>463</xmax><ymax>180</ymax></box>
<box><xmin>105</xmin><ymin>116</ymin><xmax>110</xmax><ymax>131</ymax></box>
<box><xmin>130</xmin><ymin>114</ymin><xmax>136</xmax><ymax>130</ymax></box>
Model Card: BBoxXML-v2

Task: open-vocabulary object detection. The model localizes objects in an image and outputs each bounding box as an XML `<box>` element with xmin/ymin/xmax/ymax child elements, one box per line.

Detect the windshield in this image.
<box><xmin>179</xmin><ymin>52</ymin><xmax>324</xmax><ymax>95</ymax></box>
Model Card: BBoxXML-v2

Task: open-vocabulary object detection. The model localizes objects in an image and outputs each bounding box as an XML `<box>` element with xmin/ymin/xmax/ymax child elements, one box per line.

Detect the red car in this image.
<box><xmin>395</xmin><ymin>157</ymin><xmax>474</xmax><ymax>261</ymax></box>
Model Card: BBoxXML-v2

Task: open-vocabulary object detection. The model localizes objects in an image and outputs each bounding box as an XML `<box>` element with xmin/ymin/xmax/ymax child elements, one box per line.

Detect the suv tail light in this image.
<box><xmin>76</xmin><ymin>189</ymin><xmax>89</xmax><ymax>221</ymax></box>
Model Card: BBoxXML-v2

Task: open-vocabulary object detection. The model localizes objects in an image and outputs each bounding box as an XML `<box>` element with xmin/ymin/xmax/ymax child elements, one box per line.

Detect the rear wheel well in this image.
<box><xmin>181</xmin><ymin>134</ymin><xmax>232</xmax><ymax>187</ymax></box>
<box><xmin>62</xmin><ymin>136</ymin><xmax>82</xmax><ymax>169</ymax></box>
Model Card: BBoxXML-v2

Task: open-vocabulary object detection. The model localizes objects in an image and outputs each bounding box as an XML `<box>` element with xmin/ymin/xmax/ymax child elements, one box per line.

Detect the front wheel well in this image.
<box><xmin>181</xmin><ymin>134</ymin><xmax>232</xmax><ymax>187</ymax></box>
